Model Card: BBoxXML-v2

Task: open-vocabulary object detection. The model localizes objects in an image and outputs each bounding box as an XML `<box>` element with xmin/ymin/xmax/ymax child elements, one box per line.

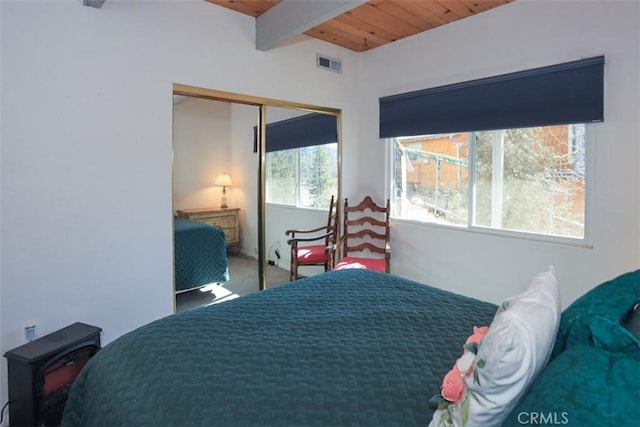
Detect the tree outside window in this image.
<box><xmin>267</xmin><ymin>143</ymin><xmax>337</xmax><ymax>209</ymax></box>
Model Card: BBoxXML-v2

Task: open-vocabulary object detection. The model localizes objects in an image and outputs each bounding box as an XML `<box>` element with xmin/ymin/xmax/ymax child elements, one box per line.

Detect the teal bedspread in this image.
<box><xmin>174</xmin><ymin>216</ymin><xmax>229</xmax><ymax>292</ymax></box>
<box><xmin>62</xmin><ymin>270</ymin><xmax>497</xmax><ymax>427</ymax></box>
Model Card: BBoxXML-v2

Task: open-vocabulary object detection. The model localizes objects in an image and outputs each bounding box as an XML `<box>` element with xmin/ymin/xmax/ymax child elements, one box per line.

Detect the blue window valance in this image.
<box><xmin>379</xmin><ymin>56</ymin><xmax>604</xmax><ymax>138</ymax></box>
<box><xmin>254</xmin><ymin>112</ymin><xmax>338</xmax><ymax>153</ymax></box>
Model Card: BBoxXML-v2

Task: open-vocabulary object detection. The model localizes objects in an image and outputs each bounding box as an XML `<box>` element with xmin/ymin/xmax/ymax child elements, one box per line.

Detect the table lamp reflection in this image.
<box><xmin>215</xmin><ymin>173</ymin><xmax>232</xmax><ymax>209</ymax></box>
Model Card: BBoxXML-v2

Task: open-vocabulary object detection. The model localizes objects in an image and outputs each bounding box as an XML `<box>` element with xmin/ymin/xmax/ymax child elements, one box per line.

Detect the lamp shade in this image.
<box><xmin>215</xmin><ymin>174</ymin><xmax>232</xmax><ymax>187</ymax></box>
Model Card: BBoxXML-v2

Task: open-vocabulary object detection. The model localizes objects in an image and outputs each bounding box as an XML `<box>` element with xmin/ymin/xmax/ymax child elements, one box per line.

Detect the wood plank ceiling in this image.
<box><xmin>206</xmin><ymin>0</ymin><xmax>514</xmax><ymax>52</ymax></box>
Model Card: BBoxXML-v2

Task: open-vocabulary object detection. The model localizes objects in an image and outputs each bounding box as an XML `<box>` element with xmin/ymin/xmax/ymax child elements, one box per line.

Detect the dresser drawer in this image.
<box><xmin>176</xmin><ymin>208</ymin><xmax>241</xmax><ymax>250</ymax></box>
<box><xmin>201</xmin><ymin>218</ymin><xmax>236</xmax><ymax>241</ymax></box>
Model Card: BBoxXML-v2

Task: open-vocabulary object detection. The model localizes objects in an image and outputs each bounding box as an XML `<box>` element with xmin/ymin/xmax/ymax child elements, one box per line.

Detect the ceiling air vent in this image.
<box><xmin>317</xmin><ymin>54</ymin><xmax>342</xmax><ymax>74</ymax></box>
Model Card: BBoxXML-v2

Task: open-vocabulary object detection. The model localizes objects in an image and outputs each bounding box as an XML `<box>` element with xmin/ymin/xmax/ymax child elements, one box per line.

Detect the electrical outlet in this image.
<box><xmin>25</xmin><ymin>325</ymin><xmax>37</xmax><ymax>342</ymax></box>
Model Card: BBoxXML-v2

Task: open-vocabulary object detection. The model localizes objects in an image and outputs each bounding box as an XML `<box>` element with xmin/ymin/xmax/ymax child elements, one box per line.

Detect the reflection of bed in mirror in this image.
<box><xmin>173</xmin><ymin>216</ymin><xmax>229</xmax><ymax>293</ymax></box>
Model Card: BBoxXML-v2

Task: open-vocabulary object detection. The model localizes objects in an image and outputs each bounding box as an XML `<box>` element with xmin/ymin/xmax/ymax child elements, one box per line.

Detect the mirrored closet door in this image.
<box><xmin>264</xmin><ymin>105</ymin><xmax>340</xmax><ymax>285</ymax></box>
<box><xmin>171</xmin><ymin>85</ymin><xmax>340</xmax><ymax>312</ymax></box>
<box><xmin>172</xmin><ymin>95</ymin><xmax>261</xmax><ymax>311</ymax></box>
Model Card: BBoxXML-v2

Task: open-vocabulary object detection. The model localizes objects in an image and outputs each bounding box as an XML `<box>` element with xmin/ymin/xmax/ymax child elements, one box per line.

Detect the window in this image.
<box><xmin>389</xmin><ymin>124</ymin><xmax>588</xmax><ymax>239</ymax></box>
<box><xmin>266</xmin><ymin>143</ymin><xmax>338</xmax><ymax>209</ymax></box>
<box><xmin>381</xmin><ymin>56</ymin><xmax>603</xmax><ymax>242</ymax></box>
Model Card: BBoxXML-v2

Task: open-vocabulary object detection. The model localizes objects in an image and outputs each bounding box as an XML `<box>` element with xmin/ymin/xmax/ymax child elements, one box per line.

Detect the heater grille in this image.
<box><xmin>316</xmin><ymin>54</ymin><xmax>342</xmax><ymax>74</ymax></box>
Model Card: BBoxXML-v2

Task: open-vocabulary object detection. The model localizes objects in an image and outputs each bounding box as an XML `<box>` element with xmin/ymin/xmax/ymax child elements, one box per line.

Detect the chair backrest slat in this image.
<box><xmin>345</xmin><ymin>228</ymin><xmax>386</xmax><ymax>241</ymax></box>
<box><xmin>345</xmin><ymin>216</ymin><xmax>386</xmax><ymax>229</ymax></box>
<box><xmin>342</xmin><ymin>196</ymin><xmax>391</xmax><ymax>272</ymax></box>
<box><xmin>326</xmin><ymin>195</ymin><xmax>338</xmax><ymax>245</ymax></box>
<box><xmin>347</xmin><ymin>242</ymin><xmax>386</xmax><ymax>255</ymax></box>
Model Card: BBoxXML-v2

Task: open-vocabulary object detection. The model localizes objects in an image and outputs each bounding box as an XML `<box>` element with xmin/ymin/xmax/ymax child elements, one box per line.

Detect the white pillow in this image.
<box><xmin>429</xmin><ymin>267</ymin><xmax>561</xmax><ymax>427</ymax></box>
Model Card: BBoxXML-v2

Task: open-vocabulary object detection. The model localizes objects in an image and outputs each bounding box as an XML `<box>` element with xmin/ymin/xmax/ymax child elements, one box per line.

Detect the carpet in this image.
<box><xmin>175</xmin><ymin>254</ymin><xmax>290</xmax><ymax>312</ymax></box>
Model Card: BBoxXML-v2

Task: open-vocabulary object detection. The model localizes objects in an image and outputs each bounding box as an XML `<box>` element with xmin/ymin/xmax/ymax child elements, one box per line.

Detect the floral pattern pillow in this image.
<box><xmin>428</xmin><ymin>267</ymin><xmax>561</xmax><ymax>427</ymax></box>
<box><xmin>428</xmin><ymin>326</ymin><xmax>490</xmax><ymax>427</ymax></box>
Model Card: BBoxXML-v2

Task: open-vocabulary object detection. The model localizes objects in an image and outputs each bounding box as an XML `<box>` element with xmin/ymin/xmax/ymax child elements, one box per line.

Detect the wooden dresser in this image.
<box><xmin>176</xmin><ymin>207</ymin><xmax>240</xmax><ymax>253</ymax></box>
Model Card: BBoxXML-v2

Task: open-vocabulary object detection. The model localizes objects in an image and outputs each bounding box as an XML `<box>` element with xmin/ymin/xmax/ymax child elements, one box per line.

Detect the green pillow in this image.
<box><xmin>552</xmin><ymin>270</ymin><xmax>640</xmax><ymax>358</ymax></box>
<box><xmin>621</xmin><ymin>302</ymin><xmax>640</xmax><ymax>339</ymax></box>
<box><xmin>504</xmin><ymin>343</ymin><xmax>640</xmax><ymax>427</ymax></box>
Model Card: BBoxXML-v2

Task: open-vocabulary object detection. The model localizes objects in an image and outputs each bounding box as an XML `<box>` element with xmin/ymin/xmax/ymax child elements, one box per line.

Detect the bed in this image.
<box><xmin>62</xmin><ymin>269</ymin><xmax>498</xmax><ymax>426</ymax></box>
<box><xmin>61</xmin><ymin>264</ymin><xmax>640</xmax><ymax>427</ymax></box>
<box><xmin>173</xmin><ymin>216</ymin><xmax>229</xmax><ymax>293</ymax></box>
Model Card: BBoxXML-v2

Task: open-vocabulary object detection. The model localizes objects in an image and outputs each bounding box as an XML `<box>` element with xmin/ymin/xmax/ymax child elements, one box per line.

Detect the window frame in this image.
<box><xmin>386</xmin><ymin>124</ymin><xmax>596</xmax><ymax>248</ymax></box>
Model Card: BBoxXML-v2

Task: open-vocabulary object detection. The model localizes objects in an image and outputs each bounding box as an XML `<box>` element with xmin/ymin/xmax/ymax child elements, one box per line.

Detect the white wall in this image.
<box><xmin>0</xmin><ymin>0</ymin><xmax>358</xmax><ymax>408</ymax></box>
<box><xmin>357</xmin><ymin>0</ymin><xmax>640</xmax><ymax>306</ymax></box>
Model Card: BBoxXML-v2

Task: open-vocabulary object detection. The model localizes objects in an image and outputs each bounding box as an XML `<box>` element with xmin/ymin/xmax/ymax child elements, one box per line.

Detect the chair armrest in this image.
<box><xmin>285</xmin><ymin>225</ymin><xmax>330</xmax><ymax>237</ymax></box>
<box><xmin>330</xmin><ymin>235</ymin><xmax>345</xmax><ymax>262</ymax></box>
<box><xmin>332</xmin><ymin>235</ymin><xmax>344</xmax><ymax>252</ymax></box>
<box><xmin>286</xmin><ymin>231</ymin><xmax>335</xmax><ymax>245</ymax></box>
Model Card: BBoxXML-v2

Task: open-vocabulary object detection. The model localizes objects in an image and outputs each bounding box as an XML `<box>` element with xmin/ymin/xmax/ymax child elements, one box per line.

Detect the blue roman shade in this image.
<box><xmin>254</xmin><ymin>112</ymin><xmax>338</xmax><ymax>153</ymax></box>
<box><xmin>379</xmin><ymin>56</ymin><xmax>604</xmax><ymax>138</ymax></box>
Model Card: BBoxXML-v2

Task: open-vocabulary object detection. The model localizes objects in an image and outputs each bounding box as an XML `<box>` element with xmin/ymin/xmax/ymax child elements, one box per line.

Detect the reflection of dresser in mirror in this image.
<box><xmin>176</xmin><ymin>207</ymin><xmax>240</xmax><ymax>254</ymax></box>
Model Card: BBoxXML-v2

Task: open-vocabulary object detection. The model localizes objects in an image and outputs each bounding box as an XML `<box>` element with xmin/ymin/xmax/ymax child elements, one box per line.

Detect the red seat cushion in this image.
<box><xmin>296</xmin><ymin>245</ymin><xmax>328</xmax><ymax>264</ymax></box>
<box><xmin>333</xmin><ymin>256</ymin><xmax>386</xmax><ymax>273</ymax></box>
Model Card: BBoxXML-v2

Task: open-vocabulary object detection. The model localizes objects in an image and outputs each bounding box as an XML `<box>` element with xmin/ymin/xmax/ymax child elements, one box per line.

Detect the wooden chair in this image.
<box><xmin>285</xmin><ymin>196</ymin><xmax>338</xmax><ymax>281</ymax></box>
<box><xmin>333</xmin><ymin>196</ymin><xmax>391</xmax><ymax>273</ymax></box>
